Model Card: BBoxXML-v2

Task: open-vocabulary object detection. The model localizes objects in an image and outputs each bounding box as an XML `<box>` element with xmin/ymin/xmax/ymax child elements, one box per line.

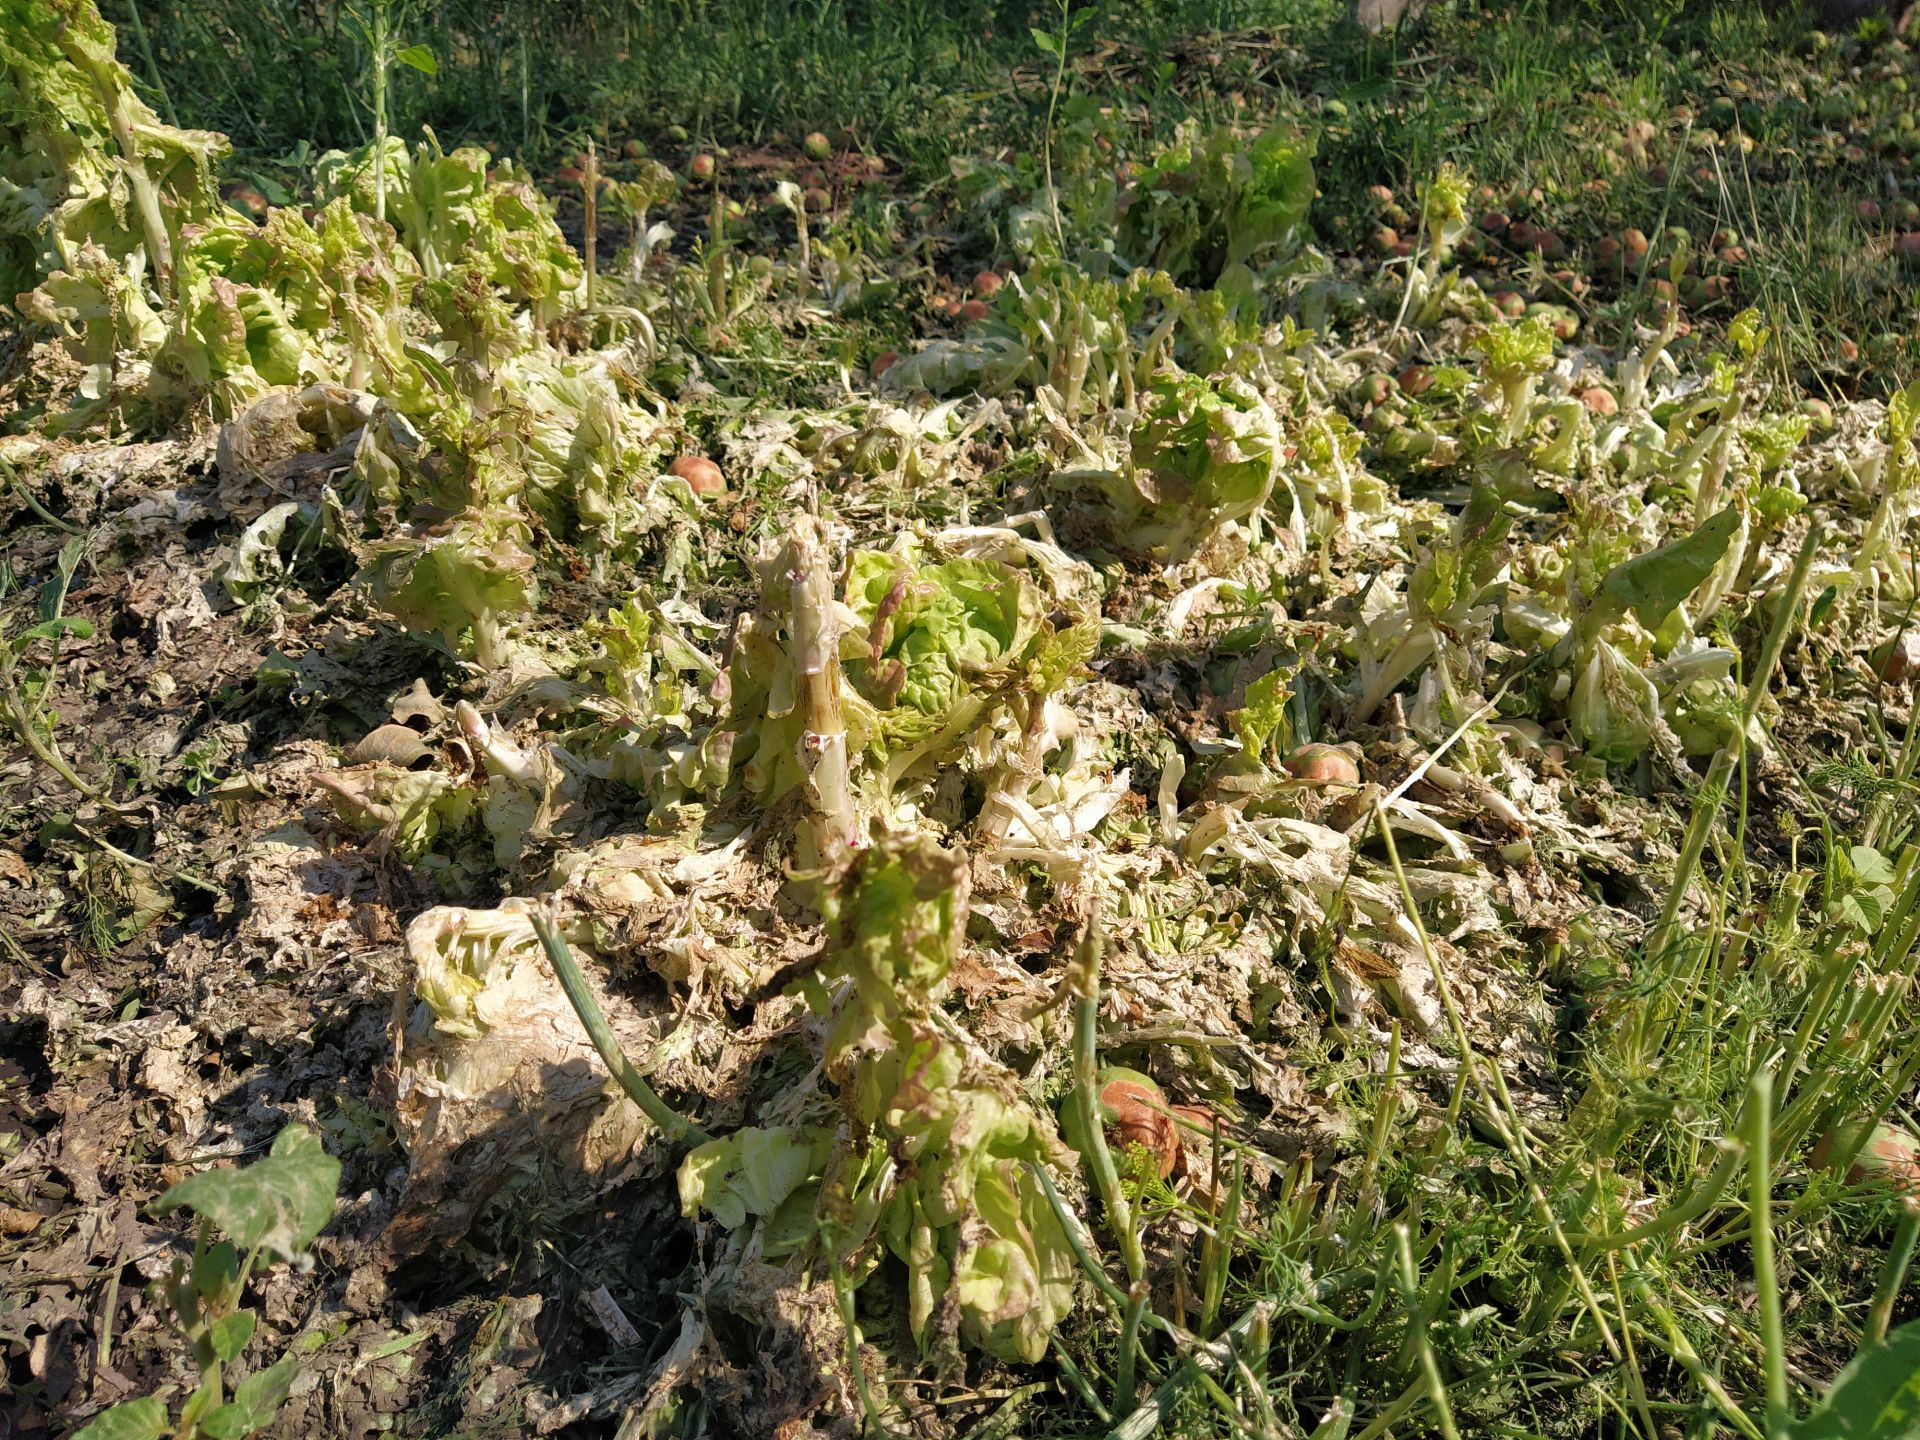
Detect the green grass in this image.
<box><xmin>139</xmin><ymin>0</ymin><xmax>1920</xmax><ymax>393</ymax></box>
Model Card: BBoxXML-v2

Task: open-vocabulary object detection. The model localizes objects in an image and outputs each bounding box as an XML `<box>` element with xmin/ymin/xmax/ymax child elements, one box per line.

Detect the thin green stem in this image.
<box><xmin>3</xmin><ymin>458</ymin><xmax>82</xmax><ymax>535</ymax></box>
<box><xmin>530</xmin><ymin>910</ymin><xmax>709</xmax><ymax>1144</ymax></box>
<box><xmin>1038</xmin><ymin>0</ymin><xmax>1070</xmax><ymax>254</ymax></box>
<box><xmin>1866</xmin><ymin>1211</ymin><xmax>1920</xmax><ymax>1347</ymax></box>
<box><xmin>1069</xmin><ymin>903</ymin><xmax>1147</xmax><ymax>1285</ymax></box>
<box><xmin>1394</xmin><ymin>1225</ymin><xmax>1461</xmax><ymax>1440</ymax></box>
<box><xmin>2</xmin><ymin>685</ymin><xmax>117</xmax><ymax>807</ymax></box>
<box><xmin>371</xmin><ymin>0</ymin><xmax>391</xmax><ymax>227</ymax></box>
<box><xmin>120</xmin><ymin>0</ymin><xmax>178</xmax><ymax>125</ymax></box>
<box><xmin>1748</xmin><ymin>1070</ymin><xmax>1789</xmax><ymax>1440</ymax></box>
<box><xmin>1115</xmin><ymin>1280</ymin><xmax>1147</xmax><ymax>1419</ymax></box>
<box><xmin>1375</xmin><ymin>803</ymin><xmax>1620</xmax><ymax>1358</ymax></box>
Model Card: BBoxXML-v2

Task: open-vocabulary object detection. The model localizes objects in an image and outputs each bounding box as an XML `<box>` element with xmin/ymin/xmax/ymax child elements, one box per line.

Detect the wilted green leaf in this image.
<box><xmin>677</xmin><ymin>1125</ymin><xmax>832</xmax><ymax>1232</ymax></box>
<box><xmin>844</xmin><ymin>551</ymin><xmax>1037</xmax><ymax>715</ymax></box>
<box><xmin>1583</xmin><ymin>507</ymin><xmax>1740</xmax><ymax>642</ymax></box>
<box><xmin>1411</xmin><ymin>481</ymin><xmax>1511</xmax><ymax>622</ymax></box>
<box><xmin>151</xmin><ymin>1125</ymin><xmax>341</xmax><ymax>1262</ymax></box>
<box><xmin>1120</xmin><ymin>121</ymin><xmax>1314</xmax><ymax>285</ymax></box>
<box><xmin>363</xmin><ymin>517</ymin><xmax>536</xmax><ymax>667</ymax></box>
<box><xmin>1570</xmin><ymin>638</ymin><xmax>1661</xmax><ymax>764</ymax></box>
<box><xmin>224</xmin><ymin>502</ymin><xmax>309</xmax><ymax>603</ymax></box>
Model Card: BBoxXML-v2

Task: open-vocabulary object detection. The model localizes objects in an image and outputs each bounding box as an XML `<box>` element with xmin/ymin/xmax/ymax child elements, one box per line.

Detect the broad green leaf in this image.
<box><xmin>1030</xmin><ymin>27</ymin><xmax>1061</xmax><ymax>57</ymax></box>
<box><xmin>151</xmin><ymin>1125</ymin><xmax>341</xmax><ymax>1262</ymax></box>
<box><xmin>393</xmin><ymin>43</ymin><xmax>438</xmax><ymax>75</ymax></box>
<box><xmin>1792</xmin><ymin>1318</ymin><xmax>1920</xmax><ymax>1438</ymax></box>
<box><xmin>193</xmin><ymin>1240</ymin><xmax>241</xmax><ymax>1301</ymax></box>
<box><xmin>210</xmin><ymin>1309</ymin><xmax>257</xmax><ymax>1362</ymax></box>
<box><xmin>1851</xmin><ymin>846</ymin><xmax>1898</xmax><ymax>887</ymax></box>
<box><xmin>230</xmin><ymin>1357</ymin><xmax>300</xmax><ymax>1434</ymax></box>
<box><xmin>1836</xmin><ymin>889</ymin><xmax>1889</xmax><ymax>934</ymax></box>
<box><xmin>1227</xmin><ymin>125</ymin><xmax>1317</xmax><ymax>269</ymax></box>
<box><xmin>1585</xmin><ymin>507</ymin><xmax>1740</xmax><ymax>639</ymax></box>
<box><xmin>677</xmin><ymin>1125</ymin><xmax>831</xmax><ymax>1231</ymax></box>
<box><xmin>72</xmin><ymin>1397</ymin><xmax>169</xmax><ymax>1440</ymax></box>
<box><xmin>17</xmin><ymin>616</ymin><xmax>94</xmax><ymax>643</ymax></box>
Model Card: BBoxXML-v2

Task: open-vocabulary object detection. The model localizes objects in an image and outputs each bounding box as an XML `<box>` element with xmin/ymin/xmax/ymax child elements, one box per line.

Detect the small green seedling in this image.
<box><xmin>74</xmin><ymin>1125</ymin><xmax>342</xmax><ymax>1440</ymax></box>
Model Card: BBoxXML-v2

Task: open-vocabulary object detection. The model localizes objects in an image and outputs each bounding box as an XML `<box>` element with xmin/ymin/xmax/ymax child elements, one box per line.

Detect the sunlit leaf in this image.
<box><xmin>209</xmin><ymin>1309</ymin><xmax>257</xmax><ymax>1363</ymax></box>
<box><xmin>1584</xmin><ymin>506</ymin><xmax>1740</xmax><ymax>639</ymax></box>
<box><xmin>393</xmin><ymin>43</ymin><xmax>438</xmax><ymax>75</ymax></box>
<box><xmin>151</xmin><ymin>1124</ymin><xmax>340</xmax><ymax>1261</ymax></box>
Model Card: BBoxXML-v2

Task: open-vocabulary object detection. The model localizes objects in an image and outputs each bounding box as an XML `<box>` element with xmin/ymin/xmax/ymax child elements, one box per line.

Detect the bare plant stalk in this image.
<box><xmin>583</xmin><ymin>140</ymin><xmax>598</xmax><ymax>311</ymax></box>
<box><xmin>120</xmin><ymin>0</ymin><xmax>176</xmax><ymax>125</ymax></box>
<box><xmin>1201</xmin><ymin>1151</ymin><xmax>1242</xmax><ymax>1337</ymax></box>
<box><xmin>1394</xmin><ymin>1225</ymin><xmax>1462</xmax><ymax>1440</ymax></box>
<box><xmin>707</xmin><ymin>177</ymin><xmax>727</xmax><ymax>320</ymax></box>
<box><xmin>786</xmin><ymin>519</ymin><xmax>856</xmax><ymax>861</ymax></box>
<box><xmin>1867</xmin><ymin>1210</ymin><xmax>1920</xmax><ymax>1346</ymax></box>
<box><xmin>1115</xmin><ymin>1280</ymin><xmax>1147</xmax><ymax>1419</ymax></box>
<box><xmin>1067</xmin><ymin>899</ymin><xmax>1147</xmax><ymax>1286</ymax></box>
<box><xmin>1747</xmin><ymin>1071</ymin><xmax>1788</xmax><ymax>1440</ymax></box>
<box><xmin>370</xmin><ymin>0</ymin><xmax>391</xmax><ymax>227</ymax></box>
<box><xmin>59</xmin><ymin>31</ymin><xmax>172</xmax><ymax>294</ymax></box>
<box><xmin>3</xmin><ymin>685</ymin><xmax>112</xmax><ymax>806</ymax></box>
<box><xmin>1037</xmin><ymin>0</ymin><xmax>1070</xmax><ymax>254</ymax></box>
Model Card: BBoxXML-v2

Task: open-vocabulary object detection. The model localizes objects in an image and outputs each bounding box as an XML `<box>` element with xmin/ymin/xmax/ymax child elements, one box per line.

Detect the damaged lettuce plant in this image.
<box><xmin>1118</xmin><ymin>121</ymin><xmax>1317</xmax><ymax>287</ymax></box>
<box><xmin>723</xmin><ymin>524</ymin><xmax>1095</xmax><ymax>851</ymax></box>
<box><xmin>679</xmin><ymin>839</ymin><xmax>1077</xmax><ymax>1366</ymax></box>
<box><xmin>1052</xmin><ymin>369</ymin><xmax>1287</xmax><ymax>561</ymax></box>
